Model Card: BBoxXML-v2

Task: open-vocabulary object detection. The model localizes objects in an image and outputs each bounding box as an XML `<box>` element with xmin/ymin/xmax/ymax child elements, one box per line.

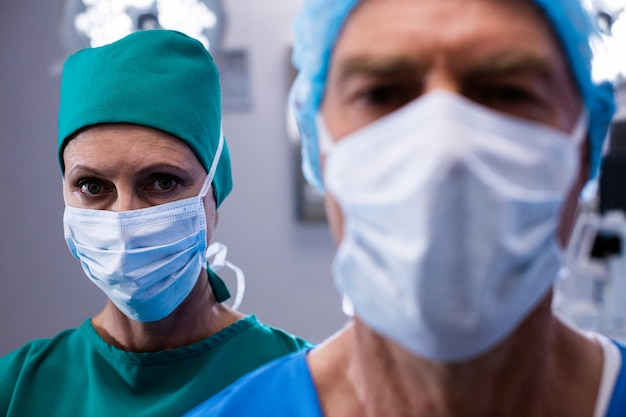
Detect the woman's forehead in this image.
<box><xmin>63</xmin><ymin>124</ymin><xmax>203</xmax><ymax>173</ymax></box>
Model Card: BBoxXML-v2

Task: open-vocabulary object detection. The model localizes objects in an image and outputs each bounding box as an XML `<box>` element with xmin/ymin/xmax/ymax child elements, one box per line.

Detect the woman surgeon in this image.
<box><xmin>0</xmin><ymin>29</ymin><xmax>310</xmax><ymax>417</ymax></box>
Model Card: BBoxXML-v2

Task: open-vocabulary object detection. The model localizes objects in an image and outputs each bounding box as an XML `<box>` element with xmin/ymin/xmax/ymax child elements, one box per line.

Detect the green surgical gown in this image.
<box><xmin>0</xmin><ymin>315</ymin><xmax>311</xmax><ymax>417</ymax></box>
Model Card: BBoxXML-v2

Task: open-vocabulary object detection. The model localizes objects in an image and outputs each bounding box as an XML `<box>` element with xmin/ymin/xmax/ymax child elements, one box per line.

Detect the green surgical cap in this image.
<box><xmin>58</xmin><ymin>29</ymin><xmax>232</xmax><ymax>208</ymax></box>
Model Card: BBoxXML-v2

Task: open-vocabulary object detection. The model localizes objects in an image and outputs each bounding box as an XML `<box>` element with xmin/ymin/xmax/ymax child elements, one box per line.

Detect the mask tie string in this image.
<box><xmin>206</xmin><ymin>241</ymin><xmax>246</xmax><ymax>310</ymax></box>
<box><xmin>199</xmin><ymin>126</ymin><xmax>225</xmax><ymax>198</ymax></box>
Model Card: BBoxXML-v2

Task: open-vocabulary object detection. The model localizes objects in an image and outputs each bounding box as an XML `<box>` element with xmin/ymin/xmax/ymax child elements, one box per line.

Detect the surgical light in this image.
<box><xmin>587</xmin><ymin>0</ymin><xmax>626</xmax><ymax>84</ymax></box>
<box><xmin>59</xmin><ymin>0</ymin><xmax>225</xmax><ymax>54</ymax></box>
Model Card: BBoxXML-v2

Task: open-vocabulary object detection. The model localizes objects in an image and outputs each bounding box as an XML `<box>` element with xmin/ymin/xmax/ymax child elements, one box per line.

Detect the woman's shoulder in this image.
<box><xmin>213</xmin><ymin>314</ymin><xmax>314</xmax><ymax>353</ymax></box>
<box><xmin>248</xmin><ymin>315</ymin><xmax>315</xmax><ymax>349</ymax></box>
<box><xmin>0</xmin><ymin>320</ymin><xmax>88</xmax><ymax>366</ymax></box>
<box><xmin>0</xmin><ymin>322</ymin><xmax>89</xmax><ymax>414</ymax></box>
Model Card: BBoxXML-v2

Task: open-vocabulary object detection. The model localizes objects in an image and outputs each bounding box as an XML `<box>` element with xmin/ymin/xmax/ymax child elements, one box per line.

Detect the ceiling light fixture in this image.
<box><xmin>58</xmin><ymin>0</ymin><xmax>225</xmax><ymax>55</ymax></box>
<box><xmin>587</xmin><ymin>0</ymin><xmax>626</xmax><ymax>84</ymax></box>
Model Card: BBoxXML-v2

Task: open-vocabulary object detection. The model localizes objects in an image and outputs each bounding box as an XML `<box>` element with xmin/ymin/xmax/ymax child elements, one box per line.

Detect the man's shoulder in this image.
<box><xmin>184</xmin><ymin>348</ymin><xmax>322</xmax><ymax>417</ymax></box>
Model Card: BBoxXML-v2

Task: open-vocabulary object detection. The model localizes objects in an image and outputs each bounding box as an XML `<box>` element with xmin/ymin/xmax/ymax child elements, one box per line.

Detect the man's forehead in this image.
<box><xmin>332</xmin><ymin>0</ymin><xmax>563</xmax><ymax>70</ymax></box>
<box><xmin>341</xmin><ymin>0</ymin><xmax>553</xmax><ymax>37</ymax></box>
<box><xmin>341</xmin><ymin>0</ymin><xmax>558</xmax><ymax>46</ymax></box>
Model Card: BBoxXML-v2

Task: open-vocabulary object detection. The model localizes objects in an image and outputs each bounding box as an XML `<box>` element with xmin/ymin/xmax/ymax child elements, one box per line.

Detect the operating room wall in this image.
<box><xmin>0</xmin><ymin>0</ymin><xmax>347</xmax><ymax>356</ymax></box>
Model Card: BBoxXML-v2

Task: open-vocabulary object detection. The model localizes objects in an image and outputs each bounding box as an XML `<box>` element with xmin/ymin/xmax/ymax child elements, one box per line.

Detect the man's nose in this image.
<box><xmin>422</xmin><ymin>70</ymin><xmax>462</xmax><ymax>96</ymax></box>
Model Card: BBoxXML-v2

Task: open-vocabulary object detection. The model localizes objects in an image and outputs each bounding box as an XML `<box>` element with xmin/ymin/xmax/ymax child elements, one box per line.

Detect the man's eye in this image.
<box><xmin>482</xmin><ymin>86</ymin><xmax>534</xmax><ymax>104</ymax></box>
<box><xmin>467</xmin><ymin>81</ymin><xmax>550</xmax><ymax>120</ymax></box>
<box><xmin>469</xmin><ymin>78</ymin><xmax>546</xmax><ymax>109</ymax></box>
<box><xmin>358</xmin><ymin>85</ymin><xmax>411</xmax><ymax>107</ymax></box>
<box><xmin>361</xmin><ymin>86</ymin><xmax>396</xmax><ymax>104</ymax></box>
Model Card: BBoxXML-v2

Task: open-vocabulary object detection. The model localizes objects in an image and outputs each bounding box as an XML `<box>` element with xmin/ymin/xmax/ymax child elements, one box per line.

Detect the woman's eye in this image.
<box><xmin>151</xmin><ymin>176</ymin><xmax>178</xmax><ymax>191</ymax></box>
<box><xmin>78</xmin><ymin>180</ymin><xmax>106</xmax><ymax>195</ymax></box>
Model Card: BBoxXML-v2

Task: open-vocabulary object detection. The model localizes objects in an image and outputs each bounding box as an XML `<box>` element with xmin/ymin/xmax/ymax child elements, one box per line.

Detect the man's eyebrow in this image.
<box><xmin>469</xmin><ymin>51</ymin><xmax>553</xmax><ymax>77</ymax></box>
<box><xmin>336</xmin><ymin>56</ymin><xmax>424</xmax><ymax>82</ymax></box>
<box><xmin>333</xmin><ymin>52</ymin><xmax>553</xmax><ymax>84</ymax></box>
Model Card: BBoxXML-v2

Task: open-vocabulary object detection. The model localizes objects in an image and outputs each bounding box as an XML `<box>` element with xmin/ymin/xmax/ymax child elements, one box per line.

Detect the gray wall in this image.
<box><xmin>0</xmin><ymin>0</ymin><xmax>346</xmax><ymax>356</ymax></box>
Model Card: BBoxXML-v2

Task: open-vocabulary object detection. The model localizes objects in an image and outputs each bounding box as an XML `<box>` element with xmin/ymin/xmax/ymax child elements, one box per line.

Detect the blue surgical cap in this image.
<box><xmin>289</xmin><ymin>0</ymin><xmax>616</xmax><ymax>192</ymax></box>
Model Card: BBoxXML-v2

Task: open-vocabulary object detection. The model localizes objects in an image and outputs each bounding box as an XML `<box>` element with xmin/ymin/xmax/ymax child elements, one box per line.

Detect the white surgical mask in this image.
<box><xmin>63</xmin><ymin>131</ymin><xmax>243</xmax><ymax>322</ymax></box>
<box><xmin>320</xmin><ymin>91</ymin><xmax>587</xmax><ymax>362</ymax></box>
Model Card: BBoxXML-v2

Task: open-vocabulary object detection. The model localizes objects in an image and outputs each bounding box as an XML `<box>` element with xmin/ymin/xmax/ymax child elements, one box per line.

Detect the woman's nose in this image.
<box><xmin>111</xmin><ymin>188</ymin><xmax>146</xmax><ymax>212</ymax></box>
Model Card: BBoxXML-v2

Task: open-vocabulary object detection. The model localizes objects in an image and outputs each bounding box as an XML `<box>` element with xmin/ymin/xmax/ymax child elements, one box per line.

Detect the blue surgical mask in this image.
<box><xmin>63</xmin><ymin>132</ymin><xmax>237</xmax><ymax>322</ymax></box>
<box><xmin>320</xmin><ymin>91</ymin><xmax>587</xmax><ymax>362</ymax></box>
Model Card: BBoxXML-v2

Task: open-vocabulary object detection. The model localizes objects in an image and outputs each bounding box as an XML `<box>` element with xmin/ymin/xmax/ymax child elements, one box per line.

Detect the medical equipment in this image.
<box><xmin>556</xmin><ymin>120</ymin><xmax>626</xmax><ymax>342</ymax></box>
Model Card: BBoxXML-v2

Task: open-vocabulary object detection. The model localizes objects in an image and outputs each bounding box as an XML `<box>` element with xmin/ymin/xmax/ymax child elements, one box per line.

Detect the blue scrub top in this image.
<box><xmin>183</xmin><ymin>348</ymin><xmax>321</xmax><ymax>417</ymax></box>
<box><xmin>608</xmin><ymin>339</ymin><xmax>626</xmax><ymax>416</ymax></box>
<box><xmin>185</xmin><ymin>341</ymin><xmax>626</xmax><ymax>416</ymax></box>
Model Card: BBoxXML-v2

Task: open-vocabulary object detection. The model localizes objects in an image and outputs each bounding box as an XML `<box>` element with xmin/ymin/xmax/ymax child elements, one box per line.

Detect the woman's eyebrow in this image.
<box><xmin>134</xmin><ymin>163</ymin><xmax>189</xmax><ymax>176</ymax></box>
<box><xmin>66</xmin><ymin>164</ymin><xmax>106</xmax><ymax>179</ymax></box>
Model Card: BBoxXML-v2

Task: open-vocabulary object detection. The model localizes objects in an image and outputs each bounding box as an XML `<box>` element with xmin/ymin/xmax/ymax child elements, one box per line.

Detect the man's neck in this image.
<box><xmin>310</xmin><ymin>295</ymin><xmax>603</xmax><ymax>417</ymax></box>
